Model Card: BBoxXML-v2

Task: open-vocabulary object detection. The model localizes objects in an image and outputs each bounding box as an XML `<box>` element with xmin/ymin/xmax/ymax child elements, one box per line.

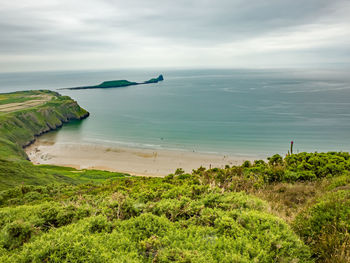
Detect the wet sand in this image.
<box><xmin>25</xmin><ymin>139</ymin><xmax>256</xmax><ymax>177</ymax></box>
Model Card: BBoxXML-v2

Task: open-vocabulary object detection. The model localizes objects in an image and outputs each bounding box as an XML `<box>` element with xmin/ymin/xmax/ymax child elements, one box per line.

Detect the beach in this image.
<box><xmin>25</xmin><ymin>138</ymin><xmax>254</xmax><ymax>177</ymax></box>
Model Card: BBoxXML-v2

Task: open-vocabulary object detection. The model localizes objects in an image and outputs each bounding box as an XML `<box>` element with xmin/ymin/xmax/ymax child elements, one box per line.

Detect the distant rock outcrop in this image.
<box><xmin>144</xmin><ymin>75</ymin><xmax>164</xmax><ymax>84</ymax></box>
<box><xmin>65</xmin><ymin>75</ymin><xmax>164</xmax><ymax>90</ymax></box>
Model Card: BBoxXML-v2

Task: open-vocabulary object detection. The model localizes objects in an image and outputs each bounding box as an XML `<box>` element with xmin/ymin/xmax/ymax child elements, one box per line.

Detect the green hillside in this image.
<box><xmin>0</xmin><ymin>90</ymin><xmax>349</xmax><ymax>262</ymax></box>
<box><xmin>0</xmin><ymin>90</ymin><xmax>128</xmax><ymax>190</ymax></box>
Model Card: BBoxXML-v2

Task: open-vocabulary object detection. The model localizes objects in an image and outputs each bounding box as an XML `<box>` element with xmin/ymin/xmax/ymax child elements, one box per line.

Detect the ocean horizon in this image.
<box><xmin>1</xmin><ymin>68</ymin><xmax>350</xmax><ymax>158</ymax></box>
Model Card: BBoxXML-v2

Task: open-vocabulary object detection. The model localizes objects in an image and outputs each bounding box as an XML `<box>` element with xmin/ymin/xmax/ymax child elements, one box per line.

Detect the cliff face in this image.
<box><xmin>20</xmin><ymin>101</ymin><xmax>89</xmax><ymax>147</ymax></box>
<box><xmin>0</xmin><ymin>90</ymin><xmax>126</xmax><ymax>191</ymax></box>
<box><xmin>0</xmin><ymin>90</ymin><xmax>89</xmax><ymax>161</ymax></box>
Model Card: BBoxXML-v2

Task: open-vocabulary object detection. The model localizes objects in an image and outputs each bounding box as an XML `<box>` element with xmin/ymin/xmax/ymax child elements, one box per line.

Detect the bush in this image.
<box><xmin>1</xmin><ymin>220</ymin><xmax>33</xmax><ymax>249</ymax></box>
<box><xmin>242</xmin><ymin>160</ymin><xmax>251</xmax><ymax>168</ymax></box>
<box><xmin>87</xmin><ymin>216</ymin><xmax>113</xmax><ymax>233</ymax></box>
<box><xmin>2</xmin><ymin>211</ymin><xmax>312</xmax><ymax>263</ymax></box>
<box><xmin>268</xmin><ymin>154</ymin><xmax>283</xmax><ymax>166</ymax></box>
<box><xmin>3</xmin><ymin>147</ymin><xmax>350</xmax><ymax>261</ymax></box>
<box><xmin>293</xmin><ymin>189</ymin><xmax>350</xmax><ymax>262</ymax></box>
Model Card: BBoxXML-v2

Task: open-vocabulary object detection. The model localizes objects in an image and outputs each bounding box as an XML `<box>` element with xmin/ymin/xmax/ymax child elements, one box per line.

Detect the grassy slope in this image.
<box><xmin>0</xmin><ymin>176</ymin><xmax>313</xmax><ymax>262</ymax></box>
<box><xmin>0</xmin><ymin>156</ymin><xmax>349</xmax><ymax>262</ymax></box>
<box><xmin>0</xmin><ymin>90</ymin><xmax>127</xmax><ymax>190</ymax></box>
<box><xmin>0</xmin><ymin>90</ymin><xmax>349</xmax><ymax>262</ymax></box>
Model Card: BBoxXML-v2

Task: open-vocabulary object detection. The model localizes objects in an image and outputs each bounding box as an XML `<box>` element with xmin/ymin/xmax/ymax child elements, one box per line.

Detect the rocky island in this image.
<box><xmin>65</xmin><ymin>74</ymin><xmax>164</xmax><ymax>90</ymax></box>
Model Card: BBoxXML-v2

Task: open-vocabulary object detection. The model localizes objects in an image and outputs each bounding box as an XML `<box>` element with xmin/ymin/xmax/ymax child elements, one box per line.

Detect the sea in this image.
<box><xmin>1</xmin><ymin>68</ymin><xmax>350</xmax><ymax>158</ymax></box>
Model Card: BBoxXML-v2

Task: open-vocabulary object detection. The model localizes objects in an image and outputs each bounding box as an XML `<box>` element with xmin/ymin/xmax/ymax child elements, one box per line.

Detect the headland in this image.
<box><xmin>64</xmin><ymin>74</ymin><xmax>164</xmax><ymax>90</ymax></box>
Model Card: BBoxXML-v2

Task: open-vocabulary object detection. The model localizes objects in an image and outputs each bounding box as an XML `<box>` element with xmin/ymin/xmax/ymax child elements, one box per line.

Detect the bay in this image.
<box><xmin>1</xmin><ymin>68</ymin><xmax>350</xmax><ymax>158</ymax></box>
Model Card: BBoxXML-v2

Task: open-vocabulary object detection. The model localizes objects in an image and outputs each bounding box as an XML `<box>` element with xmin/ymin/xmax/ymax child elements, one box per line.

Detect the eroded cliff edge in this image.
<box><xmin>0</xmin><ymin>90</ymin><xmax>89</xmax><ymax>161</ymax></box>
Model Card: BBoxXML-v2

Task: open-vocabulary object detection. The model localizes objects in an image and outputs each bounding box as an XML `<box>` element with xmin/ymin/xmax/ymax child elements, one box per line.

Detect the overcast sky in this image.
<box><xmin>0</xmin><ymin>0</ymin><xmax>349</xmax><ymax>72</ymax></box>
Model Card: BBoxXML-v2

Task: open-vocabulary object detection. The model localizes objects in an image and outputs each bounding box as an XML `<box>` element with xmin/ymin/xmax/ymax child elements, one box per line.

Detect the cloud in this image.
<box><xmin>0</xmin><ymin>0</ymin><xmax>349</xmax><ymax>71</ymax></box>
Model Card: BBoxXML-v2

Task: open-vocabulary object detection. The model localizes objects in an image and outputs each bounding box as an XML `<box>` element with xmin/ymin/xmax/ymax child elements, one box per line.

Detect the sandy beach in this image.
<box><xmin>25</xmin><ymin>138</ymin><xmax>255</xmax><ymax>177</ymax></box>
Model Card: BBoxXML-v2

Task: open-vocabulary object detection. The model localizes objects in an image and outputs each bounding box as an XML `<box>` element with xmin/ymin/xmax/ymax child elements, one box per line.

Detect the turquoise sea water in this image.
<box><xmin>1</xmin><ymin>69</ymin><xmax>350</xmax><ymax>158</ymax></box>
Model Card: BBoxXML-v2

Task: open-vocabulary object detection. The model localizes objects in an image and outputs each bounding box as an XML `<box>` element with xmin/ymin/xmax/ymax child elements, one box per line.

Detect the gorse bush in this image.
<box><xmin>1</xmin><ymin>211</ymin><xmax>312</xmax><ymax>263</ymax></box>
<box><xmin>0</xmin><ymin>151</ymin><xmax>350</xmax><ymax>262</ymax></box>
<box><xmin>0</xmin><ymin>151</ymin><xmax>350</xmax><ymax>261</ymax></box>
<box><xmin>193</xmin><ymin>152</ymin><xmax>350</xmax><ymax>187</ymax></box>
<box><xmin>0</xmin><ymin>176</ymin><xmax>313</xmax><ymax>262</ymax></box>
<box><xmin>293</xmin><ymin>189</ymin><xmax>350</xmax><ymax>263</ymax></box>
<box><xmin>285</xmin><ymin>152</ymin><xmax>350</xmax><ymax>179</ymax></box>
<box><xmin>1</xmin><ymin>220</ymin><xmax>33</xmax><ymax>250</ymax></box>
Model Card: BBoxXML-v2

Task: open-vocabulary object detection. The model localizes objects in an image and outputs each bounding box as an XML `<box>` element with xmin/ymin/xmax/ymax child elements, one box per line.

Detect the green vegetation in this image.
<box><xmin>0</xmin><ymin>177</ymin><xmax>312</xmax><ymax>262</ymax></box>
<box><xmin>294</xmin><ymin>186</ymin><xmax>350</xmax><ymax>263</ymax></box>
<box><xmin>0</xmin><ymin>95</ymin><xmax>40</xmax><ymax>106</ymax></box>
<box><xmin>97</xmin><ymin>80</ymin><xmax>137</xmax><ymax>88</ymax></box>
<box><xmin>0</xmin><ymin>90</ymin><xmax>127</xmax><ymax>190</ymax></box>
<box><xmin>67</xmin><ymin>74</ymin><xmax>164</xmax><ymax>90</ymax></box>
<box><xmin>0</xmin><ymin>90</ymin><xmax>349</xmax><ymax>262</ymax></box>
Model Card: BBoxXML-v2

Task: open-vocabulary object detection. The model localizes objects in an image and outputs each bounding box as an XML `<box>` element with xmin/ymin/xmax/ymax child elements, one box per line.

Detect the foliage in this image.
<box><xmin>293</xmin><ymin>189</ymin><xmax>350</xmax><ymax>263</ymax></box>
<box><xmin>0</xmin><ymin>178</ymin><xmax>312</xmax><ymax>262</ymax></box>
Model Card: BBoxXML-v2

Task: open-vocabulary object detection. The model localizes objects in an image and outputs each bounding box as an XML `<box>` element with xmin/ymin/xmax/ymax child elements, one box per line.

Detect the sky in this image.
<box><xmin>0</xmin><ymin>0</ymin><xmax>350</xmax><ymax>72</ymax></box>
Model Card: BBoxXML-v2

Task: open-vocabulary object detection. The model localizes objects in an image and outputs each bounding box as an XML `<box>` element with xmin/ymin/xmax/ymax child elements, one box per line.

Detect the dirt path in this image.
<box><xmin>0</xmin><ymin>95</ymin><xmax>53</xmax><ymax>112</ymax></box>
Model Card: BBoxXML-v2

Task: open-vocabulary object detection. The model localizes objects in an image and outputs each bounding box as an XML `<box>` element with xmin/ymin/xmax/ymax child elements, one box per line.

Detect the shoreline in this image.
<box><xmin>25</xmin><ymin>138</ymin><xmax>257</xmax><ymax>177</ymax></box>
<box><xmin>22</xmin><ymin>111</ymin><xmax>90</xmax><ymax>149</ymax></box>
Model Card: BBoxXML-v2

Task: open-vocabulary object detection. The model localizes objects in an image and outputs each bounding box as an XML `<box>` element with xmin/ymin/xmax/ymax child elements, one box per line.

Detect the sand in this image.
<box><xmin>25</xmin><ymin>139</ymin><xmax>256</xmax><ymax>177</ymax></box>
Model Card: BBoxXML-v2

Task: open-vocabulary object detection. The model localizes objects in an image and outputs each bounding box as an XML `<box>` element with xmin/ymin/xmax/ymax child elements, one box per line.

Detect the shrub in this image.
<box><xmin>1</xmin><ymin>220</ymin><xmax>33</xmax><ymax>249</ymax></box>
<box><xmin>268</xmin><ymin>154</ymin><xmax>283</xmax><ymax>166</ymax></box>
<box><xmin>87</xmin><ymin>216</ymin><xmax>113</xmax><ymax>233</ymax></box>
<box><xmin>242</xmin><ymin>160</ymin><xmax>251</xmax><ymax>168</ymax></box>
<box><xmin>293</xmin><ymin>189</ymin><xmax>350</xmax><ymax>262</ymax></box>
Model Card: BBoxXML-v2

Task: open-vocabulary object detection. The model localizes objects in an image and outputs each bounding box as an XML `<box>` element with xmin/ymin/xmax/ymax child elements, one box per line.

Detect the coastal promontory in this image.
<box><xmin>65</xmin><ymin>74</ymin><xmax>164</xmax><ymax>90</ymax></box>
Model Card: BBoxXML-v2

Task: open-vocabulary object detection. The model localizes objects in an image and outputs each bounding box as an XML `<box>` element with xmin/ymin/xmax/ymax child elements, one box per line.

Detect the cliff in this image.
<box><xmin>0</xmin><ymin>90</ymin><xmax>94</xmax><ymax>189</ymax></box>
<box><xmin>0</xmin><ymin>90</ymin><xmax>89</xmax><ymax>161</ymax></box>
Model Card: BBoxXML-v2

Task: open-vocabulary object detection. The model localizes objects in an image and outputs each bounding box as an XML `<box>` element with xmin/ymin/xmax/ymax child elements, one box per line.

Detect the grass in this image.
<box><xmin>0</xmin><ymin>96</ymin><xmax>40</xmax><ymax>106</ymax></box>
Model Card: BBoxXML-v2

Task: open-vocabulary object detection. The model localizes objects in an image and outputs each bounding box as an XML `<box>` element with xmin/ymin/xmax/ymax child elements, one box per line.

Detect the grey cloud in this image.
<box><xmin>0</xmin><ymin>0</ymin><xmax>349</xmax><ymax>71</ymax></box>
<box><xmin>96</xmin><ymin>0</ymin><xmax>342</xmax><ymax>43</ymax></box>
